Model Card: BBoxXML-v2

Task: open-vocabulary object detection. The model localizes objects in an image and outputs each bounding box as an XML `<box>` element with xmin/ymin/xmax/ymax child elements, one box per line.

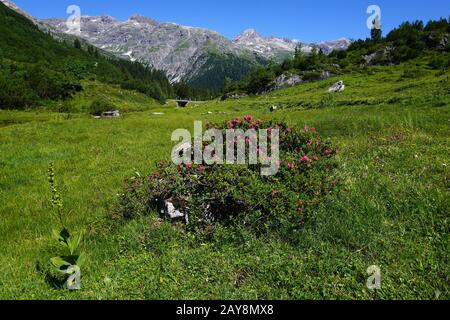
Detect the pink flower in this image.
<box><xmin>301</xmin><ymin>156</ymin><xmax>310</xmax><ymax>162</ymax></box>
<box><xmin>310</xmin><ymin>127</ymin><xmax>316</xmax><ymax>133</ymax></box>
<box><xmin>186</xmin><ymin>163</ymin><xmax>192</xmax><ymax>169</ymax></box>
<box><xmin>307</xmin><ymin>139</ymin><xmax>313</xmax><ymax>146</ymax></box>
<box><xmin>244</xmin><ymin>115</ymin><xmax>253</xmax><ymax>122</ymax></box>
<box><xmin>288</xmin><ymin>162</ymin><xmax>294</xmax><ymax>169</ymax></box>
<box><xmin>312</xmin><ymin>156</ymin><xmax>319</xmax><ymax>161</ymax></box>
<box><xmin>198</xmin><ymin>166</ymin><xmax>206</xmax><ymax>172</ymax></box>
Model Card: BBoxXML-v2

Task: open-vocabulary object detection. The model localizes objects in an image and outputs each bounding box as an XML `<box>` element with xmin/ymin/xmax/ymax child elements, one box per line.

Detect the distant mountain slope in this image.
<box><xmin>39</xmin><ymin>15</ymin><xmax>349</xmax><ymax>86</ymax></box>
<box><xmin>0</xmin><ymin>1</ymin><xmax>172</xmax><ymax>109</ymax></box>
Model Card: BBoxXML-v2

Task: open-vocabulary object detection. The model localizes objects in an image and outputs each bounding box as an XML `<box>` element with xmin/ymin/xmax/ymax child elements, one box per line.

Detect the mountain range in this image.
<box><xmin>1</xmin><ymin>0</ymin><xmax>350</xmax><ymax>90</ymax></box>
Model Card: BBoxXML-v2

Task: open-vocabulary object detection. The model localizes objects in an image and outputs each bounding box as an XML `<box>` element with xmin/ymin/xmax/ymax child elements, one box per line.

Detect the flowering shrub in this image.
<box><xmin>118</xmin><ymin>116</ymin><xmax>338</xmax><ymax>234</ymax></box>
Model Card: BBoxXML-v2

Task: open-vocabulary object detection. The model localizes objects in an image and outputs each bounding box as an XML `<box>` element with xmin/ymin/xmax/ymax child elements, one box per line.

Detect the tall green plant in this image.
<box><xmin>48</xmin><ymin>163</ymin><xmax>85</xmax><ymax>289</ymax></box>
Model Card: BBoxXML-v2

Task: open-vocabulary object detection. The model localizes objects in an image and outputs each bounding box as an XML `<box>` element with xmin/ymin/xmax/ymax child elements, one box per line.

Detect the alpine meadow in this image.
<box><xmin>0</xmin><ymin>0</ymin><xmax>449</xmax><ymax>302</ymax></box>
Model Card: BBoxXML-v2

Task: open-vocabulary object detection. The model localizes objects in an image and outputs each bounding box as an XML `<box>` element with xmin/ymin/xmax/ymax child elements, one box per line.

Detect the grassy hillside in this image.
<box><xmin>225</xmin><ymin>18</ymin><xmax>449</xmax><ymax>95</ymax></box>
<box><xmin>0</xmin><ymin>56</ymin><xmax>448</xmax><ymax>299</ymax></box>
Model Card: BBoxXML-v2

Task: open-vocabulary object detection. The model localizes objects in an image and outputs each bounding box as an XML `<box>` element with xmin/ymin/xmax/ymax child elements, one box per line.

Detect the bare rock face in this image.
<box><xmin>328</xmin><ymin>80</ymin><xmax>345</xmax><ymax>93</ymax></box>
<box><xmin>234</xmin><ymin>28</ymin><xmax>298</xmax><ymax>61</ymax></box>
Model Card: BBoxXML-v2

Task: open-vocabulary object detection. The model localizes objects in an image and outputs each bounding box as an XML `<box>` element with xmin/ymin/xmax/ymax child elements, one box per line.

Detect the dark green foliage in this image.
<box><xmin>242</xmin><ymin>67</ymin><xmax>275</xmax><ymax>94</ymax></box>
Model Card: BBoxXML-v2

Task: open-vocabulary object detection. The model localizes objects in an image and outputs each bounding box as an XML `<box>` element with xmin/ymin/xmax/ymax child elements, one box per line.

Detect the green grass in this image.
<box><xmin>0</xmin><ymin>59</ymin><xmax>448</xmax><ymax>299</ymax></box>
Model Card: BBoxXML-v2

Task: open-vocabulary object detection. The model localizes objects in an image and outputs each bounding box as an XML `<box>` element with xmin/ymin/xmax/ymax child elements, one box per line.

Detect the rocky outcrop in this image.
<box><xmin>272</xmin><ymin>73</ymin><xmax>303</xmax><ymax>90</ymax></box>
<box><xmin>221</xmin><ymin>93</ymin><xmax>248</xmax><ymax>101</ymax></box>
<box><xmin>362</xmin><ymin>46</ymin><xmax>394</xmax><ymax>66</ymax></box>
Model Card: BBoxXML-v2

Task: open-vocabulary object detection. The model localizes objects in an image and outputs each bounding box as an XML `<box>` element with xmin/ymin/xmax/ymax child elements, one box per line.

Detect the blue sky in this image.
<box><xmin>13</xmin><ymin>0</ymin><xmax>449</xmax><ymax>42</ymax></box>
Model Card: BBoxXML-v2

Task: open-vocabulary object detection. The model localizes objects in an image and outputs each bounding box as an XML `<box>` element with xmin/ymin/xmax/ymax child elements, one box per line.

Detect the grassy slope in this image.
<box><xmin>0</xmin><ymin>58</ymin><xmax>448</xmax><ymax>299</ymax></box>
<box><xmin>64</xmin><ymin>80</ymin><xmax>163</xmax><ymax>113</ymax></box>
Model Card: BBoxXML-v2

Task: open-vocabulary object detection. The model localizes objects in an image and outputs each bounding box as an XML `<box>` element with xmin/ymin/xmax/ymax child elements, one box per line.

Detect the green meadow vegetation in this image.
<box><xmin>0</xmin><ymin>55</ymin><xmax>449</xmax><ymax>299</ymax></box>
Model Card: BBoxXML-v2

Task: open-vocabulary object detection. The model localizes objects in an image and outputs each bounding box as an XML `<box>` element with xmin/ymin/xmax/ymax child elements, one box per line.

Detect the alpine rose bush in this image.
<box><xmin>118</xmin><ymin>116</ymin><xmax>338</xmax><ymax>235</ymax></box>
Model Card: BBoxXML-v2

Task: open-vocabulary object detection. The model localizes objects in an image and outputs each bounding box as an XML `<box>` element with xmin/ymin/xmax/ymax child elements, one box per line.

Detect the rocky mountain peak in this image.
<box><xmin>236</xmin><ymin>28</ymin><xmax>263</xmax><ymax>42</ymax></box>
